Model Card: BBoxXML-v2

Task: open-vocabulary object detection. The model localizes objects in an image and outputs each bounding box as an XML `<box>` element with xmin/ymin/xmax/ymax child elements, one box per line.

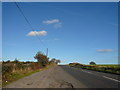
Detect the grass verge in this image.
<box><xmin>69</xmin><ymin>63</ymin><xmax>120</xmax><ymax>75</ymax></box>
<box><xmin>2</xmin><ymin>64</ymin><xmax>56</xmax><ymax>87</ymax></box>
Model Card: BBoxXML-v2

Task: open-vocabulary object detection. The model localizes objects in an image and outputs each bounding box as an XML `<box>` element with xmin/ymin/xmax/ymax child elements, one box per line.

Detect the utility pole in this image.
<box><xmin>46</xmin><ymin>48</ymin><xmax>48</xmax><ymax>56</ymax></box>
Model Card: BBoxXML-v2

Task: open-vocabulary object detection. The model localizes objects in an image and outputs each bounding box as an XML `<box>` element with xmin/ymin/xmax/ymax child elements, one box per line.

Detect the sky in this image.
<box><xmin>2</xmin><ymin>2</ymin><xmax>118</xmax><ymax>64</ymax></box>
<box><xmin>0</xmin><ymin>2</ymin><xmax>2</xmax><ymax>61</ymax></box>
<box><xmin>2</xmin><ymin>0</ymin><xmax>119</xmax><ymax>2</ymax></box>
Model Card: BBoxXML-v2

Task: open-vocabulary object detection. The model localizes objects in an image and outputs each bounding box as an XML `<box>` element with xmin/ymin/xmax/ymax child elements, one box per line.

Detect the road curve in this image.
<box><xmin>60</xmin><ymin>65</ymin><xmax>119</xmax><ymax>88</ymax></box>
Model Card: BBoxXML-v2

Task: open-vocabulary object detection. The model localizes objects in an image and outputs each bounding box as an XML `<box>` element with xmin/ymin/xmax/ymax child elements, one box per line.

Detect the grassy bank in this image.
<box><xmin>2</xmin><ymin>62</ymin><xmax>56</xmax><ymax>86</ymax></box>
<box><xmin>69</xmin><ymin>63</ymin><xmax>120</xmax><ymax>75</ymax></box>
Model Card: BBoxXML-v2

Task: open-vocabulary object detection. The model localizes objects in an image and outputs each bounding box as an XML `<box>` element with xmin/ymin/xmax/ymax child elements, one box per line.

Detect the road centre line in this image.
<box><xmin>103</xmin><ymin>76</ymin><xmax>120</xmax><ymax>83</ymax></box>
<box><xmin>81</xmin><ymin>69</ymin><xmax>93</xmax><ymax>74</ymax></box>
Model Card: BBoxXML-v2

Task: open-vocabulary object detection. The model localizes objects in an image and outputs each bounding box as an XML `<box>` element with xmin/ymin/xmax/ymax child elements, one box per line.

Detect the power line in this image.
<box><xmin>14</xmin><ymin>1</ymin><xmax>47</xmax><ymax>48</ymax></box>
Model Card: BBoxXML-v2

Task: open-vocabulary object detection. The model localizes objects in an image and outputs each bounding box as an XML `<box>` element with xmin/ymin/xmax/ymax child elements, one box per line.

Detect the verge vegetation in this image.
<box><xmin>2</xmin><ymin>51</ymin><xmax>61</xmax><ymax>86</ymax></box>
<box><xmin>69</xmin><ymin>63</ymin><xmax>120</xmax><ymax>75</ymax></box>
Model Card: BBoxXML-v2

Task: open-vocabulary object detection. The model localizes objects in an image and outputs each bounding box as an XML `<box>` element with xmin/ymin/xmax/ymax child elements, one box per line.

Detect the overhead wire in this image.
<box><xmin>14</xmin><ymin>1</ymin><xmax>47</xmax><ymax>48</ymax></box>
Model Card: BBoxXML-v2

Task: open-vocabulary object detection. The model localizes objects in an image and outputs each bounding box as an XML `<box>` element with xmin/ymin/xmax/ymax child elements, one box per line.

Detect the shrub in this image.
<box><xmin>49</xmin><ymin>58</ymin><xmax>61</xmax><ymax>64</ymax></box>
<box><xmin>34</xmin><ymin>51</ymin><xmax>49</xmax><ymax>67</ymax></box>
<box><xmin>89</xmin><ymin>61</ymin><xmax>96</xmax><ymax>65</ymax></box>
<box><xmin>2</xmin><ymin>64</ymin><xmax>13</xmax><ymax>75</ymax></box>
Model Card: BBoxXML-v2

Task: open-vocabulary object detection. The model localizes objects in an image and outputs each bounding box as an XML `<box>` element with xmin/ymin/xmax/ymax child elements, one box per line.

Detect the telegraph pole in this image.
<box><xmin>46</xmin><ymin>48</ymin><xmax>48</xmax><ymax>56</ymax></box>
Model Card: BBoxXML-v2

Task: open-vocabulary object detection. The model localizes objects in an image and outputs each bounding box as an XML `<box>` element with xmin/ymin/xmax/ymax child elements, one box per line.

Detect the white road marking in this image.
<box><xmin>81</xmin><ymin>69</ymin><xmax>93</xmax><ymax>74</ymax></box>
<box><xmin>71</xmin><ymin>67</ymin><xmax>120</xmax><ymax>83</ymax></box>
<box><xmin>103</xmin><ymin>76</ymin><xmax>120</xmax><ymax>82</ymax></box>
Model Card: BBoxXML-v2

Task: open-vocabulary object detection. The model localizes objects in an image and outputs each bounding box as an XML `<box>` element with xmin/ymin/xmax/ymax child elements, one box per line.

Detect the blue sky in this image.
<box><xmin>2</xmin><ymin>2</ymin><xmax>118</xmax><ymax>64</ymax></box>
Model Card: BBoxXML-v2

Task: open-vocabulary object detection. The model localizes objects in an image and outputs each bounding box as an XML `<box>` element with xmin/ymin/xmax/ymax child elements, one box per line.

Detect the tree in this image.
<box><xmin>34</xmin><ymin>51</ymin><xmax>49</xmax><ymax>67</ymax></box>
<box><xmin>6</xmin><ymin>60</ymin><xmax>10</xmax><ymax>63</ymax></box>
<box><xmin>89</xmin><ymin>61</ymin><xmax>96</xmax><ymax>65</ymax></box>
<box><xmin>55</xmin><ymin>59</ymin><xmax>61</xmax><ymax>64</ymax></box>
<box><xmin>13</xmin><ymin>58</ymin><xmax>19</xmax><ymax>63</ymax></box>
<box><xmin>49</xmin><ymin>58</ymin><xmax>56</xmax><ymax>64</ymax></box>
<box><xmin>49</xmin><ymin>58</ymin><xmax>61</xmax><ymax>64</ymax></box>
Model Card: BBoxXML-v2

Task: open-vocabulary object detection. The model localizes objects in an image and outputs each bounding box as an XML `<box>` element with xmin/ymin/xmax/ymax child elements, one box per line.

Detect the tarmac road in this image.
<box><xmin>3</xmin><ymin>65</ymin><xmax>120</xmax><ymax>88</ymax></box>
<box><xmin>60</xmin><ymin>65</ymin><xmax>120</xmax><ymax>88</ymax></box>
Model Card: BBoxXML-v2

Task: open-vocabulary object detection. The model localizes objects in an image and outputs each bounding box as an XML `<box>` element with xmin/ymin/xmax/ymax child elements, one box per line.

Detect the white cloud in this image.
<box><xmin>27</xmin><ymin>31</ymin><xmax>47</xmax><ymax>36</ymax></box>
<box><xmin>54</xmin><ymin>22</ymin><xmax>62</xmax><ymax>29</ymax></box>
<box><xmin>43</xmin><ymin>19</ymin><xmax>62</xmax><ymax>29</ymax></box>
<box><xmin>43</xmin><ymin>19</ymin><xmax>59</xmax><ymax>24</ymax></box>
<box><xmin>96</xmin><ymin>49</ymin><xmax>113</xmax><ymax>52</ymax></box>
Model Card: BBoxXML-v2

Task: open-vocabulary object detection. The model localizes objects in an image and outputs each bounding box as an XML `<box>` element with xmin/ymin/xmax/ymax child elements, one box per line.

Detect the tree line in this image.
<box><xmin>3</xmin><ymin>51</ymin><xmax>61</xmax><ymax>67</ymax></box>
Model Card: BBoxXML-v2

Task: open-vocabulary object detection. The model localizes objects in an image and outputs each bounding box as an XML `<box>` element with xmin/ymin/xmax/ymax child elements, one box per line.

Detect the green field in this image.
<box><xmin>84</xmin><ymin>64</ymin><xmax>120</xmax><ymax>68</ymax></box>
<box><xmin>92</xmin><ymin>64</ymin><xmax>120</xmax><ymax>66</ymax></box>
<box><xmin>69</xmin><ymin>63</ymin><xmax>120</xmax><ymax>75</ymax></box>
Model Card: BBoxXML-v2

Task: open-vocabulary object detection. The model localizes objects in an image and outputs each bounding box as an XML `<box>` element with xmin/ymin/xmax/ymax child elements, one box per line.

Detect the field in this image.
<box><xmin>92</xmin><ymin>64</ymin><xmax>120</xmax><ymax>67</ymax></box>
<box><xmin>69</xmin><ymin>63</ymin><xmax>120</xmax><ymax>75</ymax></box>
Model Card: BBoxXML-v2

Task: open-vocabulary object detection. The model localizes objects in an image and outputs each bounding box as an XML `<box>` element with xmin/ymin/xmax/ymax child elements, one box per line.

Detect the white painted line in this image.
<box><xmin>103</xmin><ymin>76</ymin><xmax>120</xmax><ymax>83</ymax></box>
<box><xmin>81</xmin><ymin>69</ymin><xmax>93</xmax><ymax>74</ymax></box>
<box><xmin>87</xmin><ymin>71</ymin><xmax>93</xmax><ymax>74</ymax></box>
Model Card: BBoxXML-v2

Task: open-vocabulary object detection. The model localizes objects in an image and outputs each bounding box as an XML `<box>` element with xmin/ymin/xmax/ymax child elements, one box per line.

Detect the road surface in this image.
<box><xmin>4</xmin><ymin>66</ymin><xmax>86</xmax><ymax>88</ymax></box>
<box><xmin>3</xmin><ymin>65</ymin><xmax>119</xmax><ymax>88</ymax></box>
<box><xmin>60</xmin><ymin>65</ymin><xmax>119</xmax><ymax>88</ymax></box>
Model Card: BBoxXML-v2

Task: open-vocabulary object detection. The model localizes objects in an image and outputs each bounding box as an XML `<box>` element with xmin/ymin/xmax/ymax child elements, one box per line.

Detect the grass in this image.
<box><xmin>2</xmin><ymin>64</ymin><xmax>56</xmax><ymax>87</ymax></box>
<box><xmin>3</xmin><ymin>69</ymin><xmax>40</xmax><ymax>86</ymax></box>
<box><xmin>92</xmin><ymin>64</ymin><xmax>120</xmax><ymax>67</ymax></box>
<box><xmin>69</xmin><ymin>63</ymin><xmax>120</xmax><ymax>75</ymax></box>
